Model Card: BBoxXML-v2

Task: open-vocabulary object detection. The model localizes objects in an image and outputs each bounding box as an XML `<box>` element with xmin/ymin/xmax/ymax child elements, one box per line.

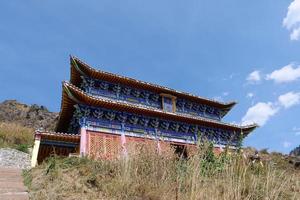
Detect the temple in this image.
<box><xmin>31</xmin><ymin>56</ymin><xmax>257</xmax><ymax>166</ymax></box>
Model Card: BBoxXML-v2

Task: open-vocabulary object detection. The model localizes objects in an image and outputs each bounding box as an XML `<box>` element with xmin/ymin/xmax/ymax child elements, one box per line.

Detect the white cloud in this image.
<box><xmin>290</xmin><ymin>27</ymin><xmax>300</xmax><ymax>40</ymax></box>
<box><xmin>222</xmin><ymin>73</ymin><xmax>237</xmax><ymax>81</ymax></box>
<box><xmin>266</xmin><ymin>64</ymin><xmax>300</xmax><ymax>83</ymax></box>
<box><xmin>292</xmin><ymin>127</ymin><xmax>300</xmax><ymax>136</ymax></box>
<box><xmin>242</xmin><ymin>91</ymin><xmax>300</xmax><ymax>126</ymax></box>
<box><xmin>242</xmin><ymin>102</ymin><xmax>279</xmax><ymax>126</ymax></box>
<box><xmin>213</xmin><ymin>96</ymin><xmax>223</xmax><ymax>101</ymax></box>
<box><xmin>223</xmin><ymin>92</ymin><xmax>229</xmax><ymax>96</ymax></box>
<box><xmin>283</xmin><ymin>141</ymin><xmax>292</xmax><ymax>148</ymax></box>
<box><xmin>246</xmin><ymin>70</ymin><xmax>261</xmax><ymax>83</ymax></box>
<box><xmin>278</xmin><ymin>92</ymin><xmax>300</xmax><ymax>108</ymax></box>
<box><xmin>283</xmin><ymin>0</ymin><xmax>300</xmax><ymax>40</ymax></box>
<box><xmin>213</xmin><ymin>92</ymin><xmax>229</xmax><ymax>101</ymax></box>
<box><xmin>247</xmin><ymin>92</ymin><xmax>254</xmax><ymax>98</ymax></box>
<box><xmin>293</xmin><ymin>127</ymin><xmax>300</xmax><ymax>131</ymax></box>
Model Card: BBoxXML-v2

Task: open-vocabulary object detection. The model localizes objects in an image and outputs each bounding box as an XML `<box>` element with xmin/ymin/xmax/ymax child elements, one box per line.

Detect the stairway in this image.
<box><xmin>0</xmin><ymin>168</ymin><xmax>29</xmax><ymax>200</ymax></box>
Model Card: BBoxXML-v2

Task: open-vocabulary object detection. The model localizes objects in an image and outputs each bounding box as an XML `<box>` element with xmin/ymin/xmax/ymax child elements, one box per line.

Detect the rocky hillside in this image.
<box><xmin>0</xmin><ymin>100</ymin><xmax>58</xmax><ymax>131</ymax></box>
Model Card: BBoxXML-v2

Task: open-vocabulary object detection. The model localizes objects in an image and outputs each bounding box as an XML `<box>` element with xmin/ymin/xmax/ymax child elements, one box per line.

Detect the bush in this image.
<box><xmin>16</xmin><ymin>144</ymin><xmax>30</xmax><ymax>153</ymax></box>
<box><xmin>0</xmin><ymin>122</ymin><xmax>33</xmax><ymax>151</ymax></box>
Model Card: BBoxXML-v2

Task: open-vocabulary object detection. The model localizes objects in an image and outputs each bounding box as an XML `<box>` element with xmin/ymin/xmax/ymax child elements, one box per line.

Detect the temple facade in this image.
<box><xmin>31</xmin><ymin>56</ymin><xmax>257</xmax><ymax>166</ymax></box>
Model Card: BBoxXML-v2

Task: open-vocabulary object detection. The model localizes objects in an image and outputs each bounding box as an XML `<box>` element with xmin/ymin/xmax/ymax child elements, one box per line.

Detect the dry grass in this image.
<box><xmin>25</xmin><ymin>143</ymin><xmax>300</xmax><ymax>200</ymax></box>
<box><xmin>0</xmin><ymin>122</ymin><xmax>33</xmax><ymax>152</ymax></box>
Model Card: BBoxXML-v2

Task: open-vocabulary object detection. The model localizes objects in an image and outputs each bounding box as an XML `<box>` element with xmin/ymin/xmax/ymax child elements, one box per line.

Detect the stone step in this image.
<box><xmin>0</xmin><ymin>192</ymin><xmax>29</xmax><ymax>200</ymax></box>
<box><xmin>0</xmin><ymin>167</ymin><xmax>29</xmax><ymax>200</ymax></box>
<box><xmin>0</xmin><ymin>175</ymin><xmax>23</xmax><ymax>178</ymax></box>
<box><xmin>0</xmin><ymin>177</ymin><xmax>23</xmax><ymax>182</ymax></box>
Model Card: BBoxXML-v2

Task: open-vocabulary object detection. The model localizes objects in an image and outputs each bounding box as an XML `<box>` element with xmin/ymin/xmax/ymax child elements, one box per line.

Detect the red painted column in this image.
<box><xmin>157</xmin><ymin>141</ymin><xmax>161</xmax><ymax>155</ymax></box>
<box><xmin>80</xmin><ymin>127</ymin><xmax>87</xmax><ymax>156</ymax></box>
<box><xmin>120</xmin><ymin>123</ymin><xmax>127</xmax><ymax>157</ymax></box>
<box><xmin>155</xmin><ymin>129</ymin><xmax>161</xmax><ymax>154</ymax></box>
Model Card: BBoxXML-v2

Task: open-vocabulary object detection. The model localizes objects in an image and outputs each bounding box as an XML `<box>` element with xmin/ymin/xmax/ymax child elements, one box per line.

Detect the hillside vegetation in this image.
<box><xmin>24</xmin><ymin>144</ymin><xmax>300</xmax><ymax>200</ymax></box>
<box><xmin>0</xmin><ymin>122</ymin><xmax>33</xmax><ymax>152</ymax></box>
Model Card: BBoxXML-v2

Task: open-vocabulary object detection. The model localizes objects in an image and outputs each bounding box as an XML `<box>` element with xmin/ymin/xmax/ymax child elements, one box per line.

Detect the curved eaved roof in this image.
<box><xmin>56</xmin><ymin>82</ymin><xmax>257</xmax><ymax>135</ymax></box>
<box><xmin>69</xmin><ymin>56</ymin><xmax>237</xmax><ymax>113</ymax></box>
<box><xmin>35</xmin><ymin>131</ymin><xmax>80</xmax><ymax>142</ymax></box>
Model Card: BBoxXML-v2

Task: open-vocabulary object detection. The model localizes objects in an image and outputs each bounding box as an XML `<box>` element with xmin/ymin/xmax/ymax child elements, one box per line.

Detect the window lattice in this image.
<box><xmin>88</xmin><ymin>132</ymin><xmax>121</xmax><ymax>160</ymax></box>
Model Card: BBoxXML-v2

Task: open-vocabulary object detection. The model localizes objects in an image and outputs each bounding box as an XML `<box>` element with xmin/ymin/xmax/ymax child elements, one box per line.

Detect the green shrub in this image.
<box><xmin>16</xmin><ymin>144</ymin><xmax>30</xmax><ymax>153</ymax></box>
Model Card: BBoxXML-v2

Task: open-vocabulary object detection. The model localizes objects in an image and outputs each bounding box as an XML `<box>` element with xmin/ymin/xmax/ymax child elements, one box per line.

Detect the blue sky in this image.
<box><xmin>1</xmin><ymin>0</ymin><xmax>300</xmax><ymax>153</ymax></box>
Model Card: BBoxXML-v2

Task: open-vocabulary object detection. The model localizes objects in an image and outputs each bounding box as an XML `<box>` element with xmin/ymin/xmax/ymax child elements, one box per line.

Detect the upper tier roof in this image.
<box><xmin>70</xmin><ymin>56</ymin><xmax>237</xmax><ymax>113</ymax></box>
<box><xmin>56</xmin><ymin>82</ymin><xmax>257</xmax><ymax>135</ymax></box>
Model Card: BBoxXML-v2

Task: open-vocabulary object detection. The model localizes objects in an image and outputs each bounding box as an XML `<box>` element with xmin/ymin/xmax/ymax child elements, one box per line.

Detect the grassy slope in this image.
<box><xmin>0</xmin><ymin>122</ymin><xmax>298</xmax><ymax>199</ymax></box>
<box><xmin>0</xmin><ymin>122</ymin><xmax>33</xmax><ymax>152</ymax></box>
<box><xmin>24</xmin><ymin>144</ymin><xmax>300</xmax><ymax>200</ymax></box>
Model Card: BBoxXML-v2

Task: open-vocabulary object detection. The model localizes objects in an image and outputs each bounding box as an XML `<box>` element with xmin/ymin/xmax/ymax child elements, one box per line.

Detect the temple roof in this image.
<box><xmin>69</xmin><ymin>56</ymin><xmax>237</xmax><ymax>113</ymax></box>
<box><xmin>35</xmin><ymin>131</ymin><xmax>80</xmax><ymax>143</ymax></box>
<box><xmin>56</xmin><ymin>82</ymin><xmax>257</xmax><ymax>135</ymax></box>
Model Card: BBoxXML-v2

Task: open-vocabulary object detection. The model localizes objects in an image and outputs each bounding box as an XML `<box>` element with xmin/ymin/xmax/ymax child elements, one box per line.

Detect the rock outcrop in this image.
<box><xmin>0</xmin><ymin>100</ymin><xmax>58</xmax><ymax>131</ymax></box>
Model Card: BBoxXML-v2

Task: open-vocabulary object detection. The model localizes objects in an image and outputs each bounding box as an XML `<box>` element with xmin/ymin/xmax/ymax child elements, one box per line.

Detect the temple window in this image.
<box><xmin>161</xmin><ymin>94</ymin><xmax>176</xmax><ymax>112</ymax></box>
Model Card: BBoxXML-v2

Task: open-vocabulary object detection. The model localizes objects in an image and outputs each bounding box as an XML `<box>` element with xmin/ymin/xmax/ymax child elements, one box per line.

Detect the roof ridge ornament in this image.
<box><xmin>70</xmin><ymin>55</ymin><xmax>86</xmax><ymax>76</ymax></box>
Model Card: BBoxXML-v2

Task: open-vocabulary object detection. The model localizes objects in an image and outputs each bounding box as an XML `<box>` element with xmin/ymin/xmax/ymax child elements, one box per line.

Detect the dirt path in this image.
<box><xmin>0</xmin><ymin>167</ymin><xmax>29</xmax><ymax>200</ymax></box>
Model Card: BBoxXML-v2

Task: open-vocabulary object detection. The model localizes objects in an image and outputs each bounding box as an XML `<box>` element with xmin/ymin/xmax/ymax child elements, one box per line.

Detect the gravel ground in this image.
<box><xmin>0</xmin><ymin>148</ymin><xmax>31</xmax><ymax>169</ymax></box>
